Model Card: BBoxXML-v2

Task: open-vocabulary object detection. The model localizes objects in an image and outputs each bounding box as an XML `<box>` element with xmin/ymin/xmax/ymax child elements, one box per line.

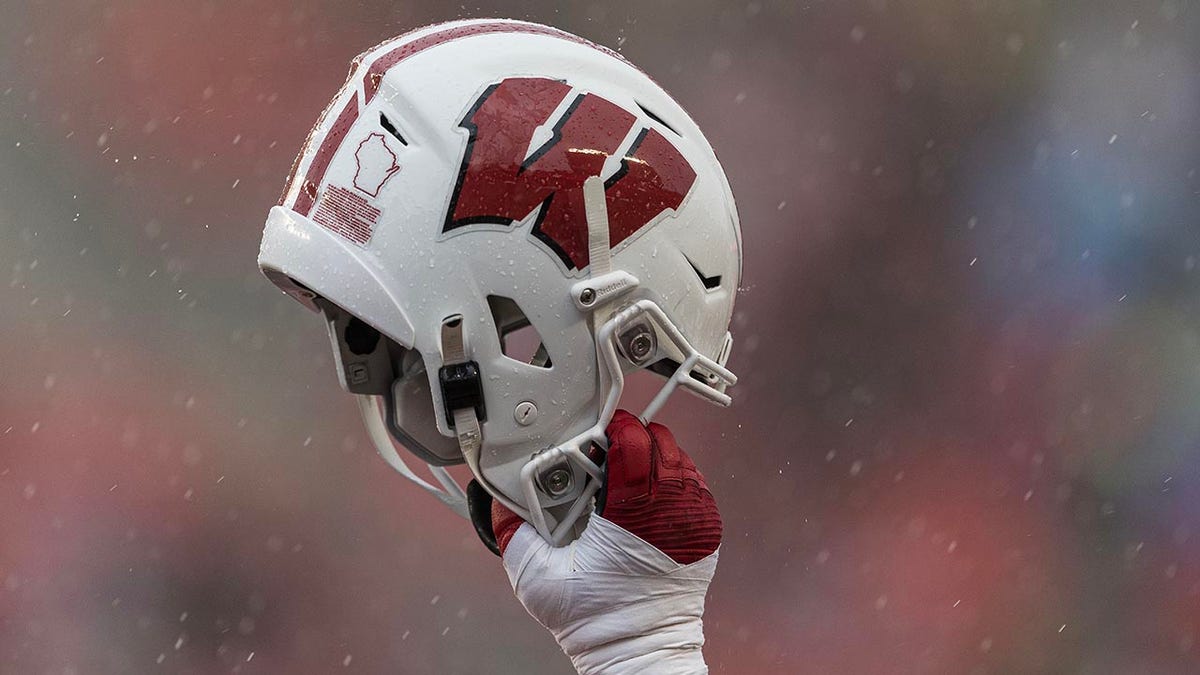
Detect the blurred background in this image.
<box><xmin>2</xmin><ymin>1</ymin><xmax>1199</xmax><ymax>673</ymax></box>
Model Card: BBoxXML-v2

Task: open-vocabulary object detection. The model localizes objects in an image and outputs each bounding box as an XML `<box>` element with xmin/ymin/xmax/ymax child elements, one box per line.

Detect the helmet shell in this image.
<box><xmin>259</xmin><ymin>19</ymin><xmax>741</xmax><ymax>512</ymax></box>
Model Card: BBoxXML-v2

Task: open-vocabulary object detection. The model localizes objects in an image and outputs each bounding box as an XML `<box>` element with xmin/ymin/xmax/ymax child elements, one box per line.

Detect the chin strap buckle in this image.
<box><xmin>439</xmin><ymin>361</ymin><xmax>486</xmax><ymax>428</ymax></box>
<box><xmin>439</xmin><ymin>315</ymin><xmax>484</xmax><ymax>456</ymax></box>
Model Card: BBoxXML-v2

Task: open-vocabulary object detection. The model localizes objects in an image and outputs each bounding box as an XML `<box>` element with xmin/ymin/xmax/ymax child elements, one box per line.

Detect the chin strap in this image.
<box><xmin>582</xmin><ymin>175</ymin><xmax>626</xmax><ymax>406</ymax></box>
<box><xmin>440</xmin><ymin>316</ymin><xmax>483</xmax><ymax>463</ymax></box>
<box><xmin>440</xmin><ymin>314</ymin><xmax>536</xmax><ymax>528</ymax></box>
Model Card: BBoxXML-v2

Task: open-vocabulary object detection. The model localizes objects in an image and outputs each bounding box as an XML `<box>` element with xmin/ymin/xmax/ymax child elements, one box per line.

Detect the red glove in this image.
<box><xmin>492</xmin><ymin>409</ymin><xmax>723</xmax><ymax>561</ymax></box>
<box><xmin>491</xmin><ymin>410</ymin><xmax>723</xmax><ymax>674</ymax></box>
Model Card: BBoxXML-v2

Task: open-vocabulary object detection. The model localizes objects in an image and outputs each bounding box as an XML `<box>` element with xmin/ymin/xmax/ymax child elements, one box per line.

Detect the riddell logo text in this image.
<box><xmin>443</xmin><ymin>77</ymin><xmax>697</xmax><ymax>271</ymax></box>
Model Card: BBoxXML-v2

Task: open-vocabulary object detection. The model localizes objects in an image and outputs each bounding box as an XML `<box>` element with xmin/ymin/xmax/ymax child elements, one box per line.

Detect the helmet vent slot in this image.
<box><xmin>344</xmin><ymin>316</ymin><xmax>383</xmax><ymax>355</ymax></box>
<box><xmin>379</xmin><ymin>112</ymin><xmax>408</xmax><ymax>146</ymax></box>
<box><xmin>487</xmin><ymin>295</ymin><xmax>553</xmax><ymax>369</ymax></box>
<box><xmin>635</xmin><ymin>102</ymin><xmax>681</xmax><ymax>137</ymax></box>
<box><xmin>684</xmin><ymin>254</ymin><xmax>722</xmax><ymax>290</ymax></box>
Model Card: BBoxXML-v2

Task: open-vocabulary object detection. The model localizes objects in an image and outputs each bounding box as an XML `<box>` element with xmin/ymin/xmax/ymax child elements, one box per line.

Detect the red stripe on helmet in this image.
<box><xmin>292</xmin><ymin>96</ymin><xmax>359</xmax><ymax>216</ymax></box>
<box><xmin>286</xmin><ymin>21</ymin><xmax>629</xmax><ymax>217</ymax></box>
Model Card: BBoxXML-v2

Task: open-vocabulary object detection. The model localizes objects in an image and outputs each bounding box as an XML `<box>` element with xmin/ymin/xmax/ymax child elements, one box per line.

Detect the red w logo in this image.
<box><xmin>444</xmin><ymin>77</ymin><xmax>697</xmax><ymax>271</ymax></box>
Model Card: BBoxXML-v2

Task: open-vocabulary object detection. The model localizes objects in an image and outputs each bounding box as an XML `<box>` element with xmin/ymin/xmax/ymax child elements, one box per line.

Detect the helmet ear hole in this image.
<box><xmin>487</xmin><ymin>295</ymin><xmax>553</xmax><ymax>368</ymax></box>
<box><xmin>502</xmin><ymin>324</ymin><xmax>552</xmax><ymax>368</ymax></box>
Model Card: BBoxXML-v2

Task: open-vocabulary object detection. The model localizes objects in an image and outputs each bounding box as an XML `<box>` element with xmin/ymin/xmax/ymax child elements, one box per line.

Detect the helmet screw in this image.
<box><xmin>579</xmin><ymin>288</ymin><xmax>597</xmax><ymax>306</ymax></box>
<box><xmin>628</xmin><ymin>332</ymin><xmax>654</xmax><ymax>360</ymax></box>
<box><xmin>514</xmin><ymin>401</ymin><xmax>538</xmax><ymax>426</ymax></box>
<box><xmin>618</xmin><ymin>323</ymin><xmax>657</xmax><ymax>365</ymax></box>
<box><xmin>540</xmin><ymin>466</ymin><xmax>573</xmax><ymax>496</ymax></box>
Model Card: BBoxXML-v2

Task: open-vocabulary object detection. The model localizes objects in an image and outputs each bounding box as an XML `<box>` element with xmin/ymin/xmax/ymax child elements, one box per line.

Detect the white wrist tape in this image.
<box><xmin>502</xmin><ymin>515</ymin><xmax>717</xmax><ymax>675</ymax></box>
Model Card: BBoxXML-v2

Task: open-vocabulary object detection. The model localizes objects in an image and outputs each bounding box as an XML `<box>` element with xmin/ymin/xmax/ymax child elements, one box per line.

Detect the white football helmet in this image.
<box><xmin>258</xmin><ymin>19</ymin><xmax>742</xmax><ymax>548</ymax></box>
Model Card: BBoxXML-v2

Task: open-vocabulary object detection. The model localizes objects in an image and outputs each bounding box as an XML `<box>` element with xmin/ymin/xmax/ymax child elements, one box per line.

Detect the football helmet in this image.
<box><xmin>258</xmin><ymin>19</ymin><xmax>741</xmax><ymax>547</ymax></box>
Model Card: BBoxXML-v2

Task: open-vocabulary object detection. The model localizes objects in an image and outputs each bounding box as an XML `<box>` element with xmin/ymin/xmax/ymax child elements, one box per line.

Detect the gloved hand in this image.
<box><xmin>492</xmin><ymin>410</ymin><xmax>723</xmax><ymax>675</ymax></box>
